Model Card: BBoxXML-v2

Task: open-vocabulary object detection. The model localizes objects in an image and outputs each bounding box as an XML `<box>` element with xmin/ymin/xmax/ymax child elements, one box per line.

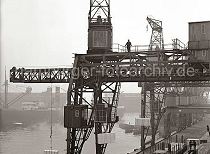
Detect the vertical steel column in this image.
<box><xmin>150</xmin><ymin>88</ymin><xmax>156</xmax><ymax>146</ymax></box>
<box><xmin>141</xmin><ymin>83</ymin><xmax>146</xmax><ymax>151</ymax></box>
<box><xmin>94</xmin><ymin>82</ymin><xmax>103</xmax><ymax>154</ymax></box>
<box><xmin>68</xmin><ymin>85</ymin><xmax>79</xmax><ymax>154</ymax></box>
<box><xmin>164</xmin><ymin>113</ymin><xmax>171</xmax><ymax>137</ymax></box>
<box><xmin>66</xmin><ymin>82</ymin><xmax>72</xmax><ymax>154</ymax></box>
<box><xmin>71</xmin><ymin>86</ymin><xmax>79</xmax><ymax>154</ymax></box>
<box><xmin>66</xmin><ymin>57</ymin><xmax>79</xmax><ymax>154</ymax></box>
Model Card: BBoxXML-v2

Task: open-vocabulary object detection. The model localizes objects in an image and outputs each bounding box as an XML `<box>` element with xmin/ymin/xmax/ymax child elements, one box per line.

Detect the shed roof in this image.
<box><xmin>189</xmin><ymin>20</ymin><xmax>210</xmax><ymax>24</ymax></box>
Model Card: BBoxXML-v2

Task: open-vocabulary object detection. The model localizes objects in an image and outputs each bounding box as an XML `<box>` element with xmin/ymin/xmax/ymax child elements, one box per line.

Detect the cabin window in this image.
<box><xmin>201</xmin><ymin>24</ymin><xmax>205</xmax><ymax>34</ymax></box>
<box><xmin>202</xmin><ymin>50</ymin><xmax>207</xmax><ymax>57</ymax></box>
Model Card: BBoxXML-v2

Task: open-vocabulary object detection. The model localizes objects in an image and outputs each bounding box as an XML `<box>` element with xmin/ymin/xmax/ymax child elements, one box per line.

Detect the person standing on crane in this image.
<box><xmin>125</xmin><ymin>39</ymin><xmax>132</xmax><ymax>52</ymax></box>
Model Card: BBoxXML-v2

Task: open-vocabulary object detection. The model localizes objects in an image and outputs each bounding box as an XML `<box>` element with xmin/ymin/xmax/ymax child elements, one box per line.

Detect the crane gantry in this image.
<box><xmin>9</xmin><ymin>1</ymin><xmax>210</xmax><ymax>154</ymax></box>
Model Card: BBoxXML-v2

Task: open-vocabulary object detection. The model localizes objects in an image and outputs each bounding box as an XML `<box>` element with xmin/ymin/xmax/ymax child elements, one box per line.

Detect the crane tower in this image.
<box><xmin>147</xmin><ymin>16</ymin><xmax>164</xmax><ymax>50</ymax></box>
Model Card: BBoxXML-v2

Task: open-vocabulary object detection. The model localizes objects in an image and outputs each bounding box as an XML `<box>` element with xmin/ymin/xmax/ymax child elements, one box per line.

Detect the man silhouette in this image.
<box><xmin>125</xmin><ymin>39</ymin><xmax>132</xmax><ymax>52</ymax></box>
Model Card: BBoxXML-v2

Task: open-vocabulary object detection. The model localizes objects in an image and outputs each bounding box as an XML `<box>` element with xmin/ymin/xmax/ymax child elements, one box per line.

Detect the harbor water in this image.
<box><xmin>0</xmin><ymin>113</ymin><xmax>141</xmax><ymax>154</ymax></box>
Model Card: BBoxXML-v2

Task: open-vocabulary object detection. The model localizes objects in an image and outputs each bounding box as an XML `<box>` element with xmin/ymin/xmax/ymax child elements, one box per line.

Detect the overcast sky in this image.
<box><xmin>1</xmin><ymin>0</ymin><xmax>210</xmax><ymax>92</ymax></box>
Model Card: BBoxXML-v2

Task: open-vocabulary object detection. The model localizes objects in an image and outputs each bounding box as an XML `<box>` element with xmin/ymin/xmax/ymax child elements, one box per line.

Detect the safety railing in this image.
<box><xmin>112</xmin><ymin>43</ymin><xmax>184</xmax><ymax>53</ymax></box>
<box><xmin>172</xmin><ymin>38</ymin><xmax>187</xmax><ymax>50</ymax></box>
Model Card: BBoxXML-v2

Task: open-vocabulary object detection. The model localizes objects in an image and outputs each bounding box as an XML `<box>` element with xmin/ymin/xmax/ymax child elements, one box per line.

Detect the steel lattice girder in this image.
<box><xmin>10</xmin><ymin>67</ymin><xmax>72</xmax><ymax>83</ymax></box>
<box><xmin>10</xmin><ymin>49</ymin><xmax>210</xmax><ymax>83</ymax></box>
<box><xmin>140</xmin><ymin>84</ymin><xmax>167</xmax><ymax>148</ymax></box>
<box><xmin>66</xmin><ymin>56</ymin><xmax>121</xmax><ymax>154</ymax></box>
<box><xmin>66</xmin><ymin>81</ymin><xmax>121</xmax><ymax>154</ymax></box>
<box><xmin>75</xmin><ymin>51</ymin><xmax>210</xmax><ymax>83</ymax></box>
<box><xmin>89</xmin><ymin>0</ymin><xmax>111</xmax><ymax>23</ymax></box>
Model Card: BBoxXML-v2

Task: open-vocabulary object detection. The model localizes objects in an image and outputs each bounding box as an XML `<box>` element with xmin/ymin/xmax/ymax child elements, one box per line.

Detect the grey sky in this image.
<box><xmin>1</xmin><ymin>0</ymin><xmax>210</xmax><ymax>92</ymax></box>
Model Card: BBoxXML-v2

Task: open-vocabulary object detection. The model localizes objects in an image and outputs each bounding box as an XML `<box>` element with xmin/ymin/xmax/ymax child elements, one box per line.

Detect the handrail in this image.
<box><xmin>112</xmin><ymin>43</ymin><xmax>186</xmax><ymax>53</ymax></box>
<box><xmin>172</xmin><ymin>38</ymin><xmax>187</xmax><ymax>50</ymax></box>
<box><xmin>114</xmin><ymin>40</ymin><xmax>210</xmax><ymax>53</ymax></box>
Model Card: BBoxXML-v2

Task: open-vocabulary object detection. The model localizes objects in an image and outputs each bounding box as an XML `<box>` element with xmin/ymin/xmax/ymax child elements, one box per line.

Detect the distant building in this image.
<box><xmin>0</xmin><ymin>88</ymin><xmax>67</xmax><ymax>110</ymax></box>
<box><xmin>22</xmin><ymin>102</ymin><xmax>40</xmax><ymax>110</ymax></box>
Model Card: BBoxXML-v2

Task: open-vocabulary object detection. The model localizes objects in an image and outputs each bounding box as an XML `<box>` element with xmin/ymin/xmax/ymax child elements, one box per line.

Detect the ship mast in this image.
<box><xmin>4</xmin><ymin>67</ymin><xmax>8</xmax><ymax>109</ymax></box>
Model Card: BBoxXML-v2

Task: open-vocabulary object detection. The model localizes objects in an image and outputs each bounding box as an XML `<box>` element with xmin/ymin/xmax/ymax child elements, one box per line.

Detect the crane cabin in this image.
<box><xmin>87</xmin><ymin>0</ymin><xmax>112</xmax><ymax>54</ymax></box>
<box><xmin>188</xmin><ymin>21</ymin><xmax>210</xmax><ymax>61</ymax></box>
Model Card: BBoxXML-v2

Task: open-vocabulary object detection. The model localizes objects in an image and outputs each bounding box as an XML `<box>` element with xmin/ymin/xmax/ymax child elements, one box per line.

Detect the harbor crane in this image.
<box><xmin>9</xmin><ymin>0</ymin><xmax>210</xmax><ymax>154</ymax></box>
<box><xmin>147</xmin><ymin>16</ymin><xmax>164</xmax><ymax>50</ymax></box>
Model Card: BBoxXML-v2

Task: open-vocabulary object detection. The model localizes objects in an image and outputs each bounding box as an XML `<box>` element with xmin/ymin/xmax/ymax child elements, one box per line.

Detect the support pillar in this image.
<box><xmin>163</xmin><ymin>113</ymin><xmax>171</xmax><ymax>137</ymax></box>
<box><xmin>150</xmin><ymin>88</ymin><xmax>156</xmax><ymax>146</ymax></box>
<box><xmin>141</xmin><ymin>83</ymin><xmax>146</xmax><ymax>151</ymax></box>
<box><xmin>94</xmin><ymin>83</ymin><xmax>103</xmax><ymax>154</ymax></box>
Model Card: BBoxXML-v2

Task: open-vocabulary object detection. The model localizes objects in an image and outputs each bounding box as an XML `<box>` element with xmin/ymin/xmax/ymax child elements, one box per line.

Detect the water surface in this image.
<box><xmin>0</xmin><ymin>113</ymin><xmax>141</xmax><ymax>154</ymax></box>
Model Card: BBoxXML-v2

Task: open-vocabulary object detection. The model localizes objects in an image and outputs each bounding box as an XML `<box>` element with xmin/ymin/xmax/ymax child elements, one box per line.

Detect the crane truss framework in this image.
<box><xmin>10</xmin><ymin>67</ymin><xmax>72</xmax><ymax>83</ymax></box>
<box><xmin>64</xmin><ymin>56</ymin><xmax>121</xmax><ymax>154</ymax></box>
<box><xmin>11</xmin><ymin>50</ymin><xmax>210</xmax><ymax>83</ymax></box>
<box><xmin>65</xmin><ymin>80</ymin><xmax>120</xmax><ymax>154</ymax></box>
<box><xmin>147</xmin><ymin>17</ymin><xmax>164</xmax><ymax>51</ymax></box>
<box><xmin>89</xmin><ymin>0</ymin><xmax>111</xmax><ymax>23</ymax></box>
<box><xmin>10</xmin><ymin>67</ymin><xmax>210</xmax><ymax>87</ymax></box>
<box><xmin>10</xmin><ymin>48</ymin><xmax>210</xmax><ymax>154</ymax></box>
<box><xmin>140</xmin><ymin>83</ymin><xmax>167</xmax><ymax>148</ymax></box>
<box><xmin>70</xmin><ymin>52</ymin><xmax>209</xmax><ymax>83</ymax></box>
